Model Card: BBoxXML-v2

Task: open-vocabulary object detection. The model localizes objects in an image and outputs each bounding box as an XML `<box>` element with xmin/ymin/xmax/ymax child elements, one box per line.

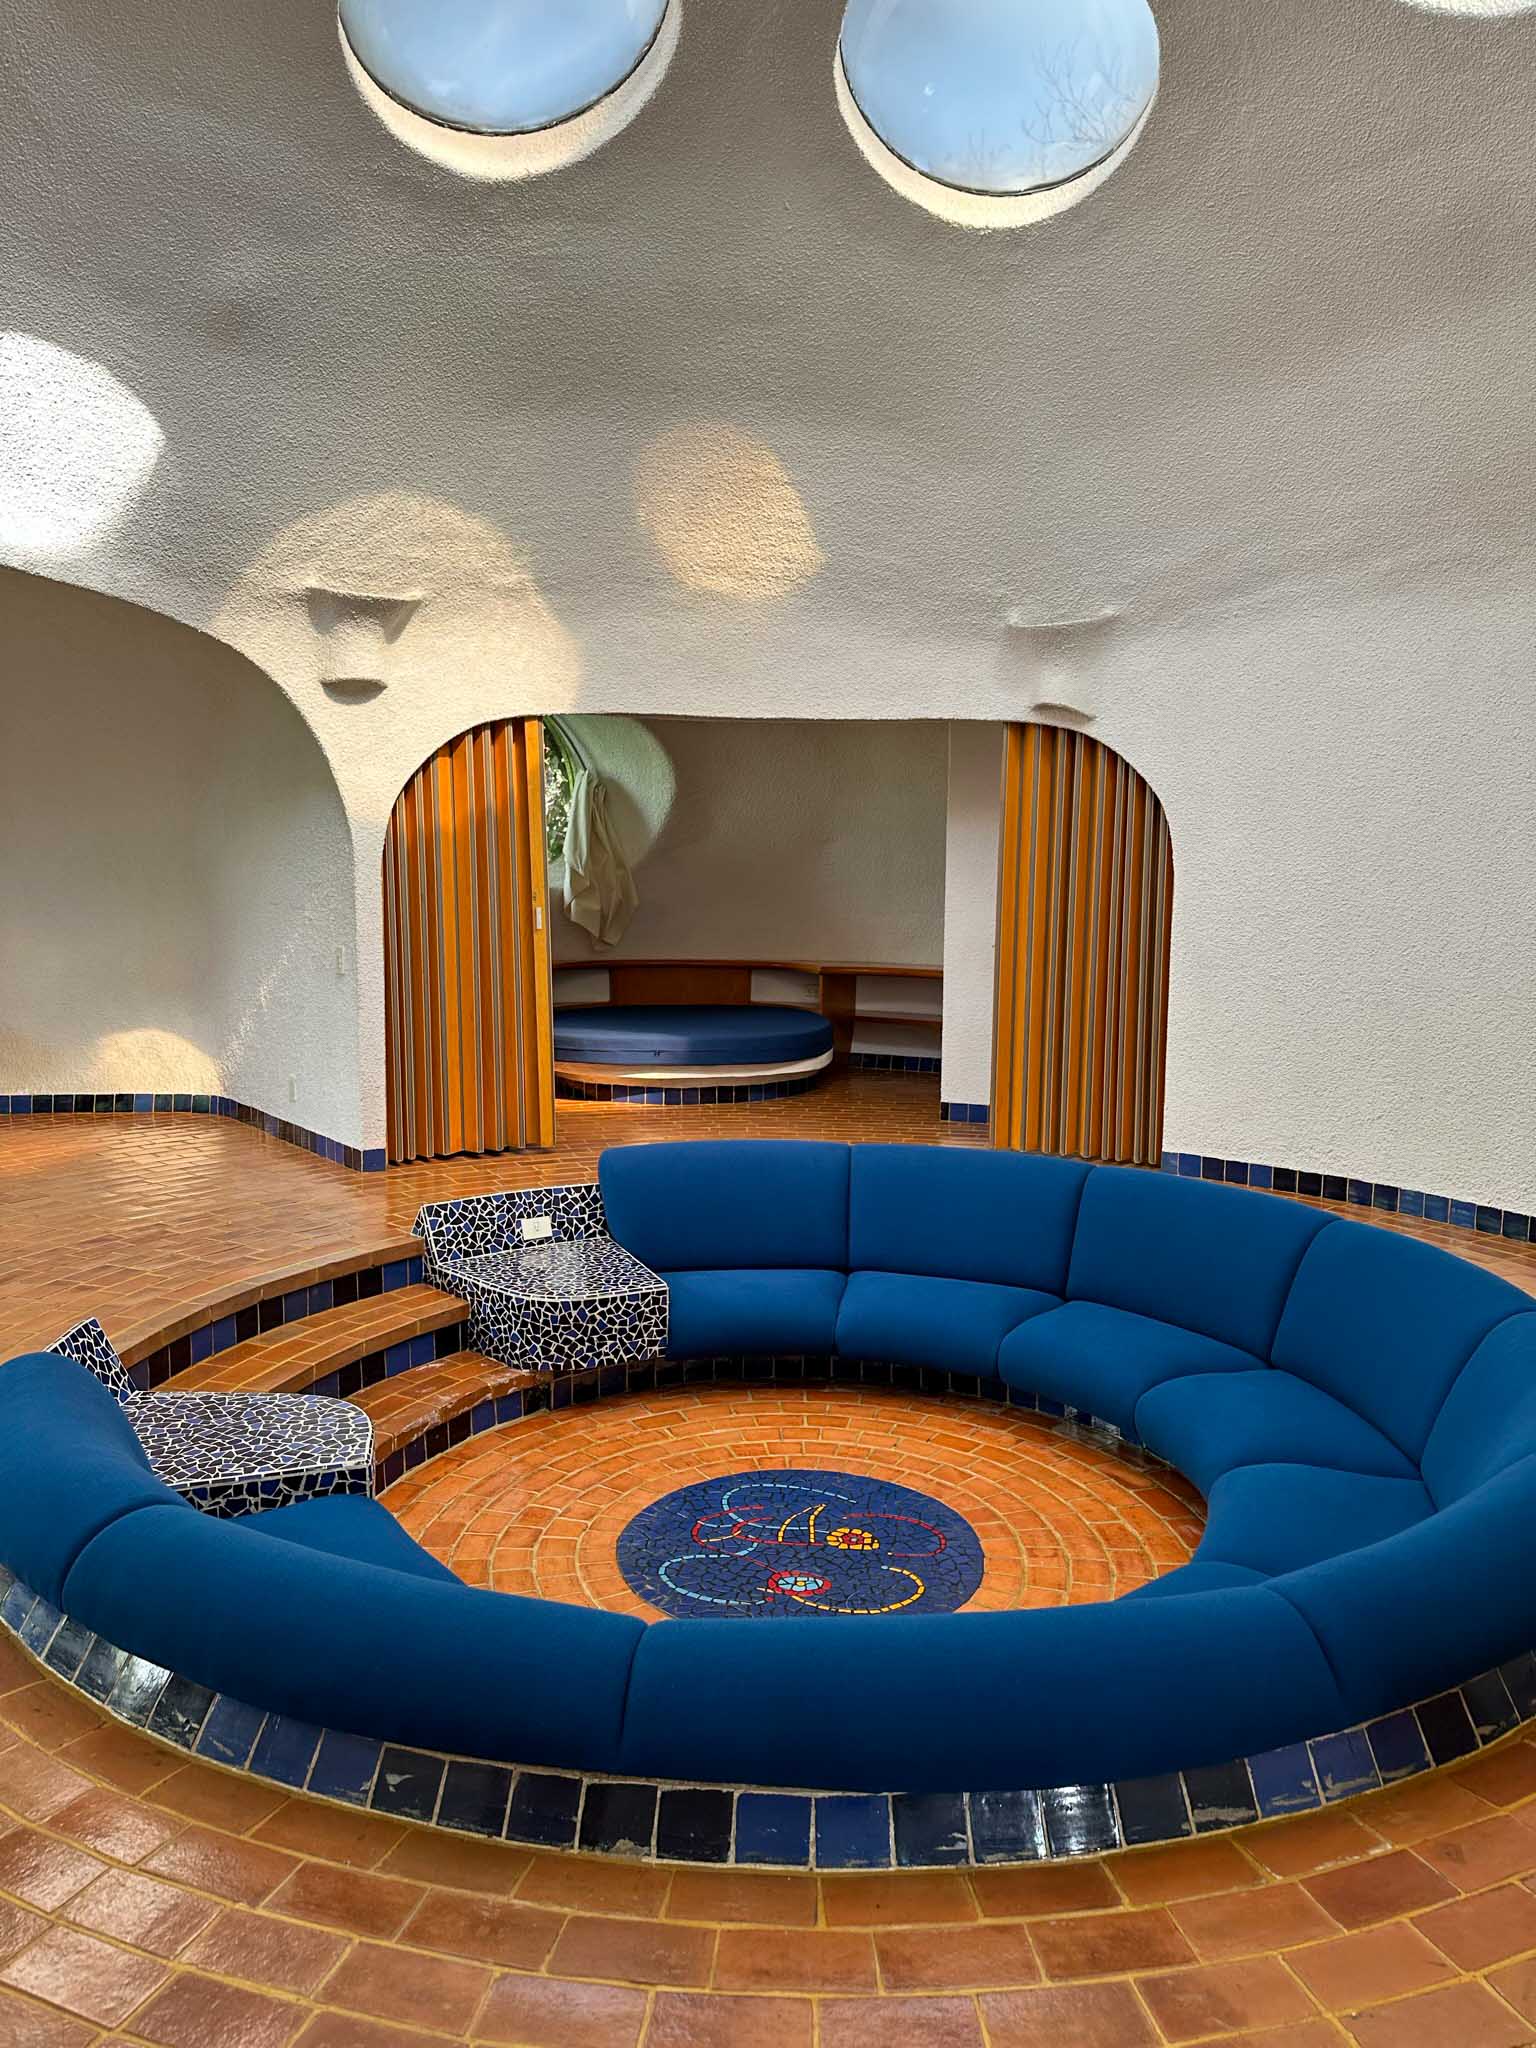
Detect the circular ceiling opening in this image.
<box><xmin>337</xmin><ymin>0</ymin><xmax>679</xmax><ymax>180</ymax></box>
<box><xmin>836</xmin><ymin>0</ymin><xmax>1159</xmax><ymax>229</ymax></box>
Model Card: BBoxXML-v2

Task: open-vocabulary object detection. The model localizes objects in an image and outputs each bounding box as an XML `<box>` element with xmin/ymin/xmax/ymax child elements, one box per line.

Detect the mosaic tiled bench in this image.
<box><xmin>48</xmin><ymin>1317</ymin><xmax>373</xmax><ymax>1516</ymax></box>
<box><xmin>414</xmin><ymin>1184</ymin><xmax>668</xmax><ymax>1374</ymax></box>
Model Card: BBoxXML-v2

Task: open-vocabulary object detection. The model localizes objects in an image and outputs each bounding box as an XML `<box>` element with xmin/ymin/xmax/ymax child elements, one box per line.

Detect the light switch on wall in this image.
<box><xmin>520</xmin><ymin>1214</ymin><xmax>553</xmax><ymax>1241</ymax></box>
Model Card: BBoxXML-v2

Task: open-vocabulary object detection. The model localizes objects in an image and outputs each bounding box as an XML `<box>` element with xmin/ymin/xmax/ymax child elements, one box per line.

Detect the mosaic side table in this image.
<box><xmin>447</xmin><ymin>1237</ymin><xmax>669</xmax><ymax>1375</ymax></box>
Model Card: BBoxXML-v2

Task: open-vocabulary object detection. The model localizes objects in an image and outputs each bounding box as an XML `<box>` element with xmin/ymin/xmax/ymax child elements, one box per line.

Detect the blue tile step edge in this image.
<box><xmin>3</xmin><ymin>1561</ymin><xmax>1531</xmax><ymax>1869</ymax></box>
<box><xmin>57</xmin><ymin>1256</ymin><xmax>433</xmax><ymax>1392</ymax></box>
<box><xmin>0</xmin><ymin>1092</ymin><xmax>386</xmax><ymax>1172</ymax></box>
<box><xmin>849</xmin><ymin>1052</ymin><xmax>941</xmax><ymax>1075</ymax></box>
<box><xmin>1161</xmin><ymin>1151</ymin><xmax>1534</xmax><ymax>1245</ymax></box>
<box><xmin>555</xmin><ymin>1074</ymin><xmax>824</xmax><ymax>1106</ymax></box>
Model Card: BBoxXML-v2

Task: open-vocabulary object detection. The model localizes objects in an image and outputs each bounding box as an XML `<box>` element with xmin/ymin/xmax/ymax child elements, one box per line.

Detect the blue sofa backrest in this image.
<box><xmin>1420</xmin><ymin>1312</ymin><xmax>1536</xmax><ymax>1507</ymax></box>
<box><xmin>1067</xmin><ymin>1168</ymin><xmax>1329</xmax><ymax>1358</ymax></box>
<box><xmin>599</xmin><ymin>1140</ymin><xmax>851</xmax><ymax>1272</ymax></box>
<box><xmin>0</xmin><ymin>1355</ymin><xmax>187</xmax><ymax>1606</ymax></box>
<box><xmin>1272</xmin><ymin>1221</ymin><xmax>1529</xmax><ymax>1462</ymax></box>
<box><xmin>848</xmin><ymin>1145</ymin><xmax>1091</xmax><ymax>1292</ymax></box>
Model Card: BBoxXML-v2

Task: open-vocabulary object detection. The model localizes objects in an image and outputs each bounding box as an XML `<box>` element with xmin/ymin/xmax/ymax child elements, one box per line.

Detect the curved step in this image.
<box><xmin>161</xmin><ymin>1284</ymin><xmax>465</xmax><ymax>1395</ymax></box>
<box><xmin>352</xmin><ymin>1351</ymin><xmax>542</xmax><ymax>1463</ymax></box>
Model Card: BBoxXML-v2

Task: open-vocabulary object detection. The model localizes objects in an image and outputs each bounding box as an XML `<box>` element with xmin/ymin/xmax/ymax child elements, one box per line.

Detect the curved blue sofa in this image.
<box><xmin>2</xmin><ymin>1139</ymin><xmax>1533</xmax><ymax>1803</ymax></box>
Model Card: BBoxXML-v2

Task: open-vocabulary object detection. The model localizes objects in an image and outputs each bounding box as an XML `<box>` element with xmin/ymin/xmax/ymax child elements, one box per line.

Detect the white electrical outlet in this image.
<box><xmin>520</xmin><ymin>1214</ymin><xmax>553</xmax><ymax>1242</ymax></box>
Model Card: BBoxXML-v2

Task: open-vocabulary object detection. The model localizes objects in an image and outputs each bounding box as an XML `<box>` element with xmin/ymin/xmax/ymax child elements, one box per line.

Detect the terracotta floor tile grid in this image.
<box><xmin>383</xmin><ymin>1383</ymin><xmax>1206</xmax><ymax>1615</ymax></box>
<box><xmin>5</xmin><ymin>1622</ymin><xmax>1536</xmax><ymax>2042</ymax></box>
<box><xmin>356</xmin><ymin>1358</ymin><xmax>534</xmax><ymax>1463</ymax></box>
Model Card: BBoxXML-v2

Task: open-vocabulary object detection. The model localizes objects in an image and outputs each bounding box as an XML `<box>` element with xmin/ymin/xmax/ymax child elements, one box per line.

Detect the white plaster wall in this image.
<box><xmin>555</xmin><ymin>718</ymin><xmax>946</xmax><ymax>967</ymax></box>
<box><xmin>1</xmin><ymin>0</ymin><xmax>1534</xmax><ymax>1200</ymax></box>
<box><xmin>0</xmin><ymin>571</ymin><xmax>361</xmax><ymax>1142</ymax></box>
<box><xmin>941</xmin><ymin>725</ymin><xmax>1003</xmax><ymax>1111</ymax></box>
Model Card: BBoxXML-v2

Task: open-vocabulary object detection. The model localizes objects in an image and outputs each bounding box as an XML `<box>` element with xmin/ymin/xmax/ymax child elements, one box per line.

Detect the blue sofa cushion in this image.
<box><xmin>601</xmin><ymin>1140</ymin><xmax>850</xmax><ymax>1272</ymax></box>
<box><xmin>1135</xmin><ymin>1370</ymin><xmax>1417</xmax><ymax>1495</ymax></box>
<box><xmin>243</xmin><ymin>1495</ymin><xmax>461</xmax><ymax>1584</ymax></box>
<box><xmin>847</xmin><ymin>1145</ymin><xmax>1091</xmax><ymax>1292</ymax></box>
<box><xmin>1422</xmin><ymin>1314</ymin><xmax>1536</xmax><ymax>1507</ymax></box>
<box><xmin>1272</xmin><ymin>1220</ymin><xmax>1529</xmax><ymax>1461</ymax></box>
<box><xmin>836</xmin><ymin>1272</ymin><xmax>1057</xmax><ymax>1379</ymax></box>
<box><xmin>665</xmin><ymin>1270</ymin><xmax>846</xmax><ymax>1358</ymax></box>
<box><xmin>997</xmin><ymin>1302</ymin><xmax>1261</xmax><ymax>1436</ymax></box>
<box><xmin>63</xmin><ymin>1503</ymin><xmax>643</xmax><ymax>1773</ymax></box>
<box><xmin>0</xmin><ymin>1355</ymin><xmax>187</xmax><ymax>1606</ymax></box>
<box><xmin>618</xmin><ymin>1587</ymin><xmax>1346</xmax><ymax>1793</ymax></box>
<box><xmin>1200</xmin><ymin>1464</ymin><xmax>1433</xmax><ymax>1577</ymax></box>
<box><xmin>1068</xmin><ymin>1169</ymin><xmax>1329</xmax><ymax>1358</ymax></box>
<box><xmin>1277</xmin><ymin>1458</ymin><xmax>1536</xmax><ymax>1722</ymax></box>
<box><xmin>555</xmin><ymin>1004</ymin><xmax>833</xmax><ymax>1067</ymax></box>
<box><xmin>1121</xmin><ymin>1561</ymin><xmax>1267</xmax><ymax>1601</ymax></box>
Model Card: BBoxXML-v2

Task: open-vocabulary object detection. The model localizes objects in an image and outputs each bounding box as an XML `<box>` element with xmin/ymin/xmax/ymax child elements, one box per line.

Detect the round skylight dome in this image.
<box><xmin>338</xmin><ymin>0</ymin><xmax>678</xmax><ymax>180</ymax></box>
<box><xmin>837</xmin><ymin>0</ymin><xmax>1159</xmax><ymax>228</ymax></box>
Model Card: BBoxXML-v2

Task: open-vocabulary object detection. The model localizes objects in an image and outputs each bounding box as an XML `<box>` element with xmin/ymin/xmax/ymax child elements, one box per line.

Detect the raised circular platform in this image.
<box><xmin>553</xmin><ymin>1003</ymin><xmax>836</xmax><ymax>1102</ymax></box>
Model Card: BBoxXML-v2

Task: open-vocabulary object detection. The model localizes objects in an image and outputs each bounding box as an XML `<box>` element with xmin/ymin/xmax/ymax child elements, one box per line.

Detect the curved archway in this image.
<box><xmin>992</xmin><ymin>722</ymin><xmax>1173</xmax><ymax>1166</ymax></box>
<box><xmin>382</xmin><ymin>719</ymin><xmax>555</xmax><ymax>1163</ymax></box>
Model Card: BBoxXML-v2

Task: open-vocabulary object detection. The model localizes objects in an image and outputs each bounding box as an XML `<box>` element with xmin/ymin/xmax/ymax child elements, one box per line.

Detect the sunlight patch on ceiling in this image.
<box><xmin>1399</xmin><ymin>0</ymin><xmax>1536</xmax><ymax>12</ymax></box>
<box><xmin>0</xmin><ymin>334</ymin><xmax>164</xmax><ymax>559</ymax></box>
<box><xmin>835</xmin><ymin>0</ymin><xmax>1158</xmax><ymax>229</ymax></box>
<box><xmin>633</xmin><ymin>425</ymin><xmax>825</xmax><ymax>601</ymax></box>
<box><xmin>338</xmin><ymin>0</ymin><xmax>679</xmax><ymax>180</ymax></box>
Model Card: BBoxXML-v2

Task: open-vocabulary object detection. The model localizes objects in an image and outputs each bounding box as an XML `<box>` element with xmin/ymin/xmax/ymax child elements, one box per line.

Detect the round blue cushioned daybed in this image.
<box><xmin>553</xmin><ymin>1004</ymin><xmax>835</xmax><ymax>1100</ymax></box>
<box><xmin>2</xmin><ymin>1139</ymin><xmax>1534</xmax><ymax>1817</ymax></box>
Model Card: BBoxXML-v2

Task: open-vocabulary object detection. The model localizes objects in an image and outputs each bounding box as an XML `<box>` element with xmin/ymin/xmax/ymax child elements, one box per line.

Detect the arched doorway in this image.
<box><xmin>992</xmin><ymin>723</ymin><xmax>1173</xmax><ymax>1166</ymax></box>
<box><xmin>382</xmin><ymin>719</ymin><xmax>555</xmax><ymax>1163</ymax></box>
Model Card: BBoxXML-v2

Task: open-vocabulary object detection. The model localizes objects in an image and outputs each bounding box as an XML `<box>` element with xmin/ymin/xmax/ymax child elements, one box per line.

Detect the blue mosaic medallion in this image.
<box><xmin>617</xmin><ymin>1469</ymin><xmax>985</xmax><ymax>1620</ymax></box>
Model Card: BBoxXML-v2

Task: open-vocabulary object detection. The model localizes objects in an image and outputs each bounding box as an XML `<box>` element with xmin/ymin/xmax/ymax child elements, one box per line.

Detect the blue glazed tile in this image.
<box><xmin>1249</xmin><ymin>1163</ymin><xmax>1274</xmax><ymax>1189</ymax></box>
<box><xmin>132</xmin><ymin>1093</ymin><xmax>152</xmax><ymax>1112</ymax></box>
<box><xmin>308</xmin><ymin>1730</ymin><xmax>380</xmax><ymax>1805</ymax></box>
<box><xmin>363</xmin><ymin>1149</ymin><xmax>388</xmax><ymax>1172</ymax></box>
<box><xmin>1184</xmin><ymin>1761</ymin><xmax>1258</xmax><ymax>1832</ymax></box>
<box><xmin>371</xmin><ymin>1746</ymin><xmax>445</xmax><ymax>1823</ymax></box>
<box><xmin>470</xmin><ymin>1401</ymin><xmax>496</xmax><ymax>1434</ymax></box>
<box><xmin>579</xmin><ymin>1780</ymin><xmax>657</xmax><ymax>1857</ymax></box>
<box><xmin>0</xmin><ymin>1580</ymin><xmax>35</xmax><ymax>1633</ymax></box>
<box><xmin>409</xmin><ymin>1334</ymin><xmax>436</xmax><ymax>1367</ymax></box>
<box><xmin>73</xmin><ymin>1638</ymin><xmax>128</xmax><ymax>1706</ymax></box>
<box><xmin>196</xmin><ymin>1697</ymin><xmax>268</xmax><ymax>1769</ymax></box>
<box><xmin>815</xmin><ymin>1795</ymin><xmax>891</xmax><ymax>1870</ymax></box>
<box><xmin>1041</xmin><ymin>1784</ymin><xmax>1119</xmax><ymax>1857</ymax></box>
<box><xmin>1499</xmin><ymin>1652</ymin><xmax>1536</xmax><ymax>1721</ymax></box>
<box><xmin>153</xmin><ymin>1093</ymin><xmax>172</xmax><ymax>1112</ymax></box>
<box><xmin>495</xmin><ymin>1393</ymin><xmax>525</xmax><ymax>1426</ymax></box>
<box><xmin>1309</xmin><ymin>1728</ymin><xmax>1378</xmax><ymax>1801</ymax></box>
<box><xmin>1113</xmin><ymin>1775</ymin><xmax>1192</xmax><ymax>1847</ymax></box>
<box><xmin>1371</xmin><ymin>1184</ymin><xmax>1399</xmax><ymax>1213</ymax></box>
<box><xmin>19</xmin><ymin>1597</ymin><xmax>62</xmax><ymax>1656</ymax></box>
<box><xmin>438</xmin><ymin>1761</ymin><xmax>514</xmax><ymax>1838</ymax></box>
<box><xmin>147</xmin><ymin>1677</ymin><xmax>216</xmax><ymax>1750</ymax></box>
<box><xmin>1346</xmin><ymin>1179</ymin><xmax>1372</xmax><ymax>1207</ymax></box>
<box><xmin>281</xmin><ymin>1289</ymin><xmax>309</xmax><ymax>1322</ymax></box>
<box><xmin>1273</xmin><ymin>1167</ymin><xmax>1299</xmax><ymax>1194</ymax></box>
<box><xmin>309</xmin><ymin>1281</ymin><xmax>335</xmax><ymax>1315</ymax></box>
<box><xmin>384</xmin><ymin>1342</ymin><xmax>412</xmax><ymax>1375</ymax></box>
<box><xmin>892</xmin><ymin>1792</ymin><xmax>969</xmax><ymax>1867</ymax></box>
<box><xmin>1397</xmin><ymin>1189</ymin><xmax>1425</xmax><ymax>1219</ymax></box>
<box><xmin>1366</xmin><ymin>1710</ymin><xmax>1431</xmax><ymax>1785</ymax></box>
<box><xmin>1502</xmin><ymin>1212</ymin><xmax>1531</xmax><ymax>1242</ymax></box>
<box><xmin>1423</xmin><ymin>1194</ymin><xmax>1450</xmax><ymax>1224</ymax></box>
<box><xmin>382</xmin><ymin>1260</ymin><xmax>410</xmax><ymax>1292</ymax></box>
<box><xmin>1247</xmin><ymin>1744</ymin><xmax>1321</xmax><ymax>1818</ymax></box>
<box><xmin>1159</xmin><ymin>1151</ymin><xmax>1177</xmax><ymax>1174</ymax></box>
<box><xmin>1450</xmin><ymin>1199</ymin><xmax>1476</xmax><ymax>1230</ymax></box>
<box><xmin>1476</xmin><ymin>1205</ymin><xmax>1503</xmax><ymax>1236</ymax></box>
<box><xmin>1200</xmin><ymin>1157</ymin><xmax>1224</xmax><ymax>1182</ymax></box>
<box><xmin>108</xmin><ymin>1656</ymin><xmax>172</xmax><ymax>1726</ymax></box>
<box><xmin>1417</xmin><ymin>1689</ymin><xmax>1479</xmax><ymax>1765</ymax></box>
<box><xmin>188</xmin><ymin>1325</ymin><xmax>214</xmax><ymax>1365</ymax></box>
<box><xmin>10</xmin><ymin>1097</ymin><xmax>30</xmax><ymax>1115</ymax></box>
<box><xmin>250</xmin><ymin>1714</ymin><xmax>323</xmax><ymax>1787</ymax></box>
<box><xmin>211</xmin><ymin>1316</ymin><xmax>238</xmax><ymax>1354</ymax></box>
<box><xmin>729</xmin><ymin>1794</ymin><xmax>811</xmax><ymax>1875</ymax></box>
<box><xmin>42</xmin><ymin>1618</ymin><xmax>95</xmax><ymax>1683</ymax></box>
<box><xmin>1462</xmin><ymin>1669</ymin><xmax>1520</xmax><ymax>1743</ymax></box>
<box><xmin>1223</xmin><ymin>1161</ymin><xmax>1250</xmax><ymax>1186</ymax></box>
<box><xmin>408</xmin><ymin>1256</ymin><xmax>424</xmax><ymax>1285</ymax></box>
<box><xmin>505</xmin><ymin>1772</ymin><xmax>583</xmax><ymax>1848</ymax></box>
<box><xmin>656</xmin><ymin>1787</ymin><xmax>733</xmax><ymax>1865</ymax></box>
<box><xmin>1317</xmin><ymin>1173</ymin><xmax>1343</xmax><ymax>1200</ymax></box>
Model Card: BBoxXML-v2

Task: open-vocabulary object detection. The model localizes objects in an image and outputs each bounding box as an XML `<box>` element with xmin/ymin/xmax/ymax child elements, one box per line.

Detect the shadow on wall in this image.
<box><xmin>632</xmin><ymin>425</ymin><xmax>825</xmax><ymax>602</ymax></box>
<box><xmin>0</xmin><ymin>569</ymin><xmax>361</xmax><ymax>1141</ymax></box>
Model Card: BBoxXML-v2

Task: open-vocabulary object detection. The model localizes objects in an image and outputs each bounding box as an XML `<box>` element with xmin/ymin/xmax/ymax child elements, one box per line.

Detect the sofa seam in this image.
<box><xmin>1262</xmin><ymin>1213</ymin><xmax>1339</xmax><ymax>1366</ymax></box>
<box><xmin>59</xmin><ymin>1495</ymin><xmax>188</xmax><ymax>1611</ymax></box>
<box><xmin>1061</xmin><ymin>1162</ymin><xmax>1096</xmax><ymax>1299</ymax></box>
<box><xmin>1264</xmin><ymin>1579</ymin><xmax>1352</xmax><ymax>1712</ymax></box>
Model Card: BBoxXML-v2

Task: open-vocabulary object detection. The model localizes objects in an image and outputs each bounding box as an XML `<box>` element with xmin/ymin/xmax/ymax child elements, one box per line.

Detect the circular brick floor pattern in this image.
<box><xmin>385</xmin><ymin>1386</ymin><xmax>1207</xmax><ymax>1616</ymax></box>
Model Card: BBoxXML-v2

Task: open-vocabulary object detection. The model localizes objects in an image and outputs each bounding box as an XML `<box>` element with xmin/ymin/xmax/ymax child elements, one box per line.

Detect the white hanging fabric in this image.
<box><xmin>561</xmin><ymin>765</ymin><xmax>639</xmax><ymax>947</ymax></box>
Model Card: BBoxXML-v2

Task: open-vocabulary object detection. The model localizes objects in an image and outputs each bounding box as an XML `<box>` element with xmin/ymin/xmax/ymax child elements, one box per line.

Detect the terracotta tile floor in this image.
<box><xmin>3</xmin><ymin>1080</ymin><xmax>1536</xmax><ymax>2042</ymax></box>
<box><xmin>385</xmin><ymin>1387</ymin><xmax>1206</xmax><ymax>1615</ymax></box>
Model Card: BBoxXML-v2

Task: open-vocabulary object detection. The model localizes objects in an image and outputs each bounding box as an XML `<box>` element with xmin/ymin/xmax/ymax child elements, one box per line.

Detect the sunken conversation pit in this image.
<box><xmin>2</xmin><ymin>1139</ymin><xmax>1535</xmax><ymax>1871</ymax></box>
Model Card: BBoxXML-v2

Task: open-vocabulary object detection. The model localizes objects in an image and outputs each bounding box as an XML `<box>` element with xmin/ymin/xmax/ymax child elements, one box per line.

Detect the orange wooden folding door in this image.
<box><xmin>383</xmin><ymin>720</ymin><xmax>555</xmax><ymax>1163</ymax></box>
<box><xmin>992</xmin><ymin>723</ymin><xmax>1173</xmax><ymax>1166</ymax></box>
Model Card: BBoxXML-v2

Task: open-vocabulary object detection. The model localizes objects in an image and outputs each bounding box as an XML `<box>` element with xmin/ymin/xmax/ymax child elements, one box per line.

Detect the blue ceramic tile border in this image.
<box><xmin>3</xmin><ymin>1552</ymin><xmax>1528</xmax><ymax>1871</ymax></box>
<box><xmin>849</xmin><ymin>1052</ymin><xmax>941</xmax><ymax>1075</ymax></box>
<box><xmin>0</xmin><ymin>1093</ymin><xmax>385</xmax><ymax>1173</ymax></box>
<box><xmin>555</xmin><ymin>1074</ymin><xmax>823</xmax><ymax>1106</ymax></box>
<box><xmin>1161</xmin><ymin>1150</ymin><xmax>1533</xmax><ymax>1246</ymax></box>
<box><xmin>940</xmin><ymin>1101</ymin><xmax>990</xmax><ymax>1124</ymax></box>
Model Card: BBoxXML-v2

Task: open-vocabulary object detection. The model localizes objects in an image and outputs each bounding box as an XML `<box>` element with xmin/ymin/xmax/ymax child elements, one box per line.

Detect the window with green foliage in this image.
<box><xmin>543</xmin><ymin>719</ymin><xmax>579</xmax><ymax>864</ymax></box>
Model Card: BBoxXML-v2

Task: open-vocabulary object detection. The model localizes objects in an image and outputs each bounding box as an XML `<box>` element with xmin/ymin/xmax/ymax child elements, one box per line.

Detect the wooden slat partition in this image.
<box><xmin>992</xmin><ymin>723</ymin><xmax>1173</xmax><ymax>1166</ymax></box>
<box><xmin>383</xmin><ymin>720</ymin><xmax>555</xmax><ymax>1163</ymax></box>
